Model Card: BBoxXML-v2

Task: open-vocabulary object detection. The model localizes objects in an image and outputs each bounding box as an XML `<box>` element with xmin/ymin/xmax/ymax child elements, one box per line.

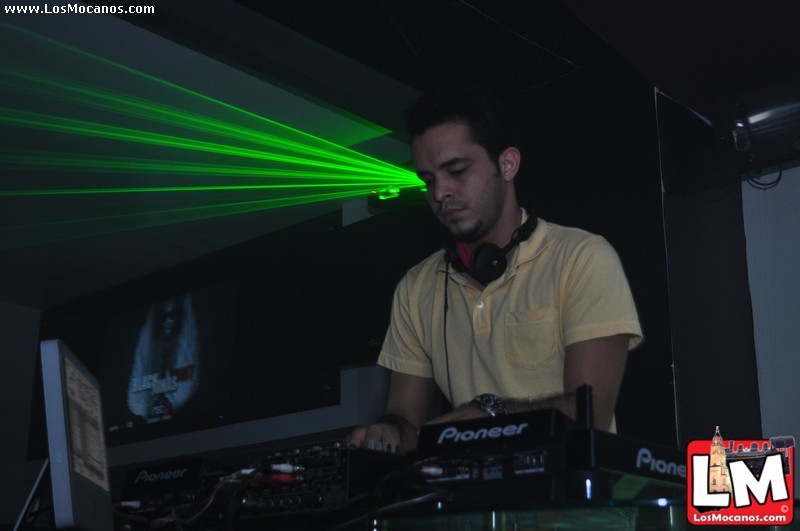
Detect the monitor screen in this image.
<box><xmin>40</xmin><ymin>339</ymin><xmax>114</xmax><ymax>530</ymax></box>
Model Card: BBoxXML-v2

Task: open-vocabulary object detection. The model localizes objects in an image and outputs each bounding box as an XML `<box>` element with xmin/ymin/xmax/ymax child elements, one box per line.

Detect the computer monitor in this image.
<box><xmin>34</xmin><ymin>339</ymin><xmax>114</xmax><ymax>530</ymax></box>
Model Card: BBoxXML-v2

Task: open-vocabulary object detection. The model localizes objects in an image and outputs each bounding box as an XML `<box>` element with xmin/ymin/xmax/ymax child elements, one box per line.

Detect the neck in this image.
<box><xmin>472</xmin><ymin>204</ymin><xmax>523</xmax><ymax>251</ymax></box>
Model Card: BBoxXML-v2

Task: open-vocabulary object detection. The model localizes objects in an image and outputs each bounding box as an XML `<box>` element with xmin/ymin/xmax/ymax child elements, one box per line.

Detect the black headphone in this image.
<box><xmin>445</xmin><ymin>215</ymin><xmax>538</xmax><ymax>283</ymax></box>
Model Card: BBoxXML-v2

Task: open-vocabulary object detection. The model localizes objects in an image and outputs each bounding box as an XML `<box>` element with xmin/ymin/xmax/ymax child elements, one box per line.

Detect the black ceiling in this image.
<box><xmin>233</xmin><ymin>0</ymin><xmax>611</xmax><ymax>97</ymax></box>
<box><xmin>565</xmin><ymin>0</ymin><xmax>800</xmax><ymax>119</ymax></box>
<box><xmin>3</xmin><ymin>0</ymin><xmax>800</xmax><ymax>310</ymax></box>
<box><xmin>231</xmin><ymin>0</ymin><xmax>800</xmax><ymax>123</ymax></box>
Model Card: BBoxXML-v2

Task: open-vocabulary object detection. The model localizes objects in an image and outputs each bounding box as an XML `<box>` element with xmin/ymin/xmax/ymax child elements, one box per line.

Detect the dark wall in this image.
<box><xmin>0</xmin><ymin>302</ymin><xmax>41</xmax><ymax>527</ymax></box>
<box><xmin>35</xmin><ymin>204</ymin><xmax>445</xmax><ymax>451</ymax></box>
<box><xmin>510</xmin><ymin>42</ymin><xmax>763</xmax><ymax>448</ymax></box>
<box><xmin>512</xmin><ymin>56</ymin><xmax>677</xmax><ymax>445</ymax></box>
<box><xmin>657</xmin><ymin>95</ymin><xmax>762</xmax><ymax>446</ymax></box>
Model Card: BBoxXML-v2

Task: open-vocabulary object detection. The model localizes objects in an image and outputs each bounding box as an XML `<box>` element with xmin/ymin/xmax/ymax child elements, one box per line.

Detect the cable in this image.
<box><xmin>113</xmin><ymin>470</ymin><xmax>244</xmax><ymax>529</ymax></box>
<box><xmin>442</xmin><ymin>264</ymin><xmax>456</xmax><ymax>405</ymax></box>
<box><xmin>747</xmin><ymin>167</ymin><xmax>783</xmax><ymax>190</ymax></box>
<box><xmin>170</xmin><ymin>477</ymin><xmax>235</xmax><ymax>526</ymax></box>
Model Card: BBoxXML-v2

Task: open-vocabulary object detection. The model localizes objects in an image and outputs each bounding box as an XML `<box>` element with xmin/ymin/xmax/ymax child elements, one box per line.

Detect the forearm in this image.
<box><xmin>504</xmin><ymin>393</ymin><xmax>575</xmax><ymax>418</ymax></box>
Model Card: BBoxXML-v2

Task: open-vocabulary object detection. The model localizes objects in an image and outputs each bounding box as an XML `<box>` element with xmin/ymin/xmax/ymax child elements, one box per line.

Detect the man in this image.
<box><xmin>347</xmin><ymin>88</ymin><xmax>642</xmax><ymax>452</ymax></box>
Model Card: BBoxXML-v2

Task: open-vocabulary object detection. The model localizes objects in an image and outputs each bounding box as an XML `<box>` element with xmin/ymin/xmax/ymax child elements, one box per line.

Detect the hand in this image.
<box><xmin>425</xmin><ymin>400</ymin><xmax>487</xmax><ymax>425</ymax></box>
<box><xmin>344</xmin><ymin>422</ymin><xmax>403</xmax><ymax>453</ymax></box>
<box><xmin>346</xmin><ymin>372</ymin><xmax>436</xmax><ymax>453</ymax></box>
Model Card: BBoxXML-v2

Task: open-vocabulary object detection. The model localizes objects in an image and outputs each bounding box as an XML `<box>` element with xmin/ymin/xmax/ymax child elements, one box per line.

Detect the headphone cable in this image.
<box><xmin>443</xmin><ymin>264</ymin><xmax>455</xmax><ymax>406</ymax></box>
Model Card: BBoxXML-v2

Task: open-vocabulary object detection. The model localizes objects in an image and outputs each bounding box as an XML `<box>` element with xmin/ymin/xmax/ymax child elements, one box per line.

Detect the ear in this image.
<box><xmin>498</xmin><ymin>147</ymin><xmax>521</xmax><ymax>182</ymax></box>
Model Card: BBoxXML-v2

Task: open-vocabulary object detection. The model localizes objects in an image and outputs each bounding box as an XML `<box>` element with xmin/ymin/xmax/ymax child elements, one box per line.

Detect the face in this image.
<box><xmin>157</xmin><ymin>299</ymin><xmax>179</xmax><ymax>337</ymax></box>
<box><xmin>412</xmin><ymin>122</ymin><xmax>509</xmax><ymax>244</ymax></box>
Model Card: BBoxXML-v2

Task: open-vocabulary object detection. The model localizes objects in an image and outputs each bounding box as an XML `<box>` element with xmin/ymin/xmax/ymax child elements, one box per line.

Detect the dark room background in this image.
<box><xmin>5</xmin><ymin>0</ymin><xmax>800</xmax><ymax>524</ymax></box>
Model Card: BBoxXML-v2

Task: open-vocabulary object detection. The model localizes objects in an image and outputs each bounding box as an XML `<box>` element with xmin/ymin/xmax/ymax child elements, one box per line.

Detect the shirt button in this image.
<box><xmin>476</xmin><ymin>301</ymin><xmax>485</xmax><ymax>309</ymax></box>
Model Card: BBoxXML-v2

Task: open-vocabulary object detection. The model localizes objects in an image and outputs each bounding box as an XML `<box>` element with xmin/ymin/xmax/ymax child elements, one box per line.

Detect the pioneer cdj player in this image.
<box><xmin>408</xmin><ymin>407</ymin><xmax>685</xmax><ymax>510</ymax></box>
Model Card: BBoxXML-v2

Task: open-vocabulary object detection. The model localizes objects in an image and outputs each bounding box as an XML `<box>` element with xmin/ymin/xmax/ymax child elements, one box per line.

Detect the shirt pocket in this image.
<box><xmin>505</xmin><ymin>307</ymin><xmax>559</xmax><ymax>369</ymax></box>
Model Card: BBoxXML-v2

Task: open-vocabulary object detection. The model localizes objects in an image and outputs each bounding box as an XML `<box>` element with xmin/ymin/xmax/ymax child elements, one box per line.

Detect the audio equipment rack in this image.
<box><xmin>112</xmin><ymin>410</ymin><xmax>686</xmax><ymax>529</ymax></box>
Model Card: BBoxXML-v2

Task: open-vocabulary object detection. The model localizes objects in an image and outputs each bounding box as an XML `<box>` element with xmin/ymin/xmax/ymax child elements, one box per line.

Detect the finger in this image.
<box><xmin>345</xmin><ymin>426</ymin><xmax>367</xmax><ymax>447</ymax></box>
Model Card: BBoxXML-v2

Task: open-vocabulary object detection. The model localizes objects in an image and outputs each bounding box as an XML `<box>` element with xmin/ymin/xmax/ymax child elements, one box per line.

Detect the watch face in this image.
<box><xmin>477</xmin><ymin>394</ymin><xmax>505</xmax><ymax>416</ymax></box>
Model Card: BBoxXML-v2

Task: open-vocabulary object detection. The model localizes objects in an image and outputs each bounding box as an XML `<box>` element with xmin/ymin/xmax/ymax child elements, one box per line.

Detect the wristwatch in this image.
<box><xmin>473</xmin><ymin>393</ymin><xmax>507</xmax><ymax>417</ymax></box>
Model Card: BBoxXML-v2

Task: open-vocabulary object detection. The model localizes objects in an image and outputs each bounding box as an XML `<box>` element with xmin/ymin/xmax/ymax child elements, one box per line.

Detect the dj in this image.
<box><xmin>347</xmin><ymin>88</ymin><xmax>642</xmax><ymax>453</ymax></box>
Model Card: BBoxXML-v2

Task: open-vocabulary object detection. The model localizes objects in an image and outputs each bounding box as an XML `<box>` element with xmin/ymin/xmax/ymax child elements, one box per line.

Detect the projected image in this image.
<box><xmin>100</xmin><ymin>282</ymin><xmax>236</xmax><ymax>445</ymax></box>
<box><xmin>127</xmin><ymin>294</ymin><xmax>200</xmax><ymax>423</ymax></box>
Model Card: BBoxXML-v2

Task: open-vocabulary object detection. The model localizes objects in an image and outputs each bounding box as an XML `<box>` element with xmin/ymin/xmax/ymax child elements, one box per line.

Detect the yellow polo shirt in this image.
<box><xmin>377</xmin><ymin>215</ymin><xmax>643</xmax><ymax>410</ymax></box>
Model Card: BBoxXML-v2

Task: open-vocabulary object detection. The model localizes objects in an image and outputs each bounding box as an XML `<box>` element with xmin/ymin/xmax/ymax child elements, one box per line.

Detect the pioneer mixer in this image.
<box><xmin>113</xmin><ymin>437</ymin><xmax>404</xmax><ymax>530</ymax></box>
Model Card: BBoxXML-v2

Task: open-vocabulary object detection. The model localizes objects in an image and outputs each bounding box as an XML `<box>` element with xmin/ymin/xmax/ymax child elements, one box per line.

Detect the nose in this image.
<box><xmin>431</xmin><ymin>176</ymin><xmax>453</xmax><ymax>203</ymax></box>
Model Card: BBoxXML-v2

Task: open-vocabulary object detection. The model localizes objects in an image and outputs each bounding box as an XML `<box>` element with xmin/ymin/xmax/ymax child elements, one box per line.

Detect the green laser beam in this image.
<box><xmin>0</xmin><ymin>190</ymin><xmax>376</xmax><ymax>249</ymax></box>
<box><xmin>0</xmin><ymin>19</ymin><xmax>392</xmax><ymax>146</ymax></box>
<box><xmin>0</xmin><ymin>183</ymin><xmax>424</xmax><ymax>197</ymax></box>
<box><xmin>0</xmin><ymin>151</ymin><xmax>416</xmax><ymax>185</ymax></box>
<box><xmin>0</xmin><ymin>108</ymin><xmax>412</xmax><ymax>178</ymax></box>
<box><xmin>0</xmin><ymin>63</ymin><xmax>401</xmax><ymax>172</ymax></box>
<box><xmin>0</xmin><ymin>19</ymin><xmax>422</xmax><ymax>248</ymax></box>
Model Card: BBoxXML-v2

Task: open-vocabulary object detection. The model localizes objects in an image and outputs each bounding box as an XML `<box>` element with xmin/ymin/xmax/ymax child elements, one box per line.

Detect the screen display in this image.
<box><xmin>101</xmin><ymin>283</ymin><xmax>240</xmax><ymax>444</ymax></box>
<box><xmin>40</xmin><ymin>339</ymin><xmax>114</xmax><ymax>531</ymax></box>
<box><xmin>64</xmin><ymin>354</ymin><xmax>109</xmax><ymax>491</ymax></box>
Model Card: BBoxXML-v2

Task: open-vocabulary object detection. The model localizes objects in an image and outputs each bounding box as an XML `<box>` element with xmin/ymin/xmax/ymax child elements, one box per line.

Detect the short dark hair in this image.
<box><xmin>403</xmin><ymin>87</ymin><xmax>520</xmax><ymax>163</ymax></box>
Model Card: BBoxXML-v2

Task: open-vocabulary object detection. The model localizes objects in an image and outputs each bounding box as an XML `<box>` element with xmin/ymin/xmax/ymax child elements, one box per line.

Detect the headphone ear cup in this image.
<box><xmin>470</xmin><ymin>243</ymin><xmax>507</xmax><ymax>283</ymax></box>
